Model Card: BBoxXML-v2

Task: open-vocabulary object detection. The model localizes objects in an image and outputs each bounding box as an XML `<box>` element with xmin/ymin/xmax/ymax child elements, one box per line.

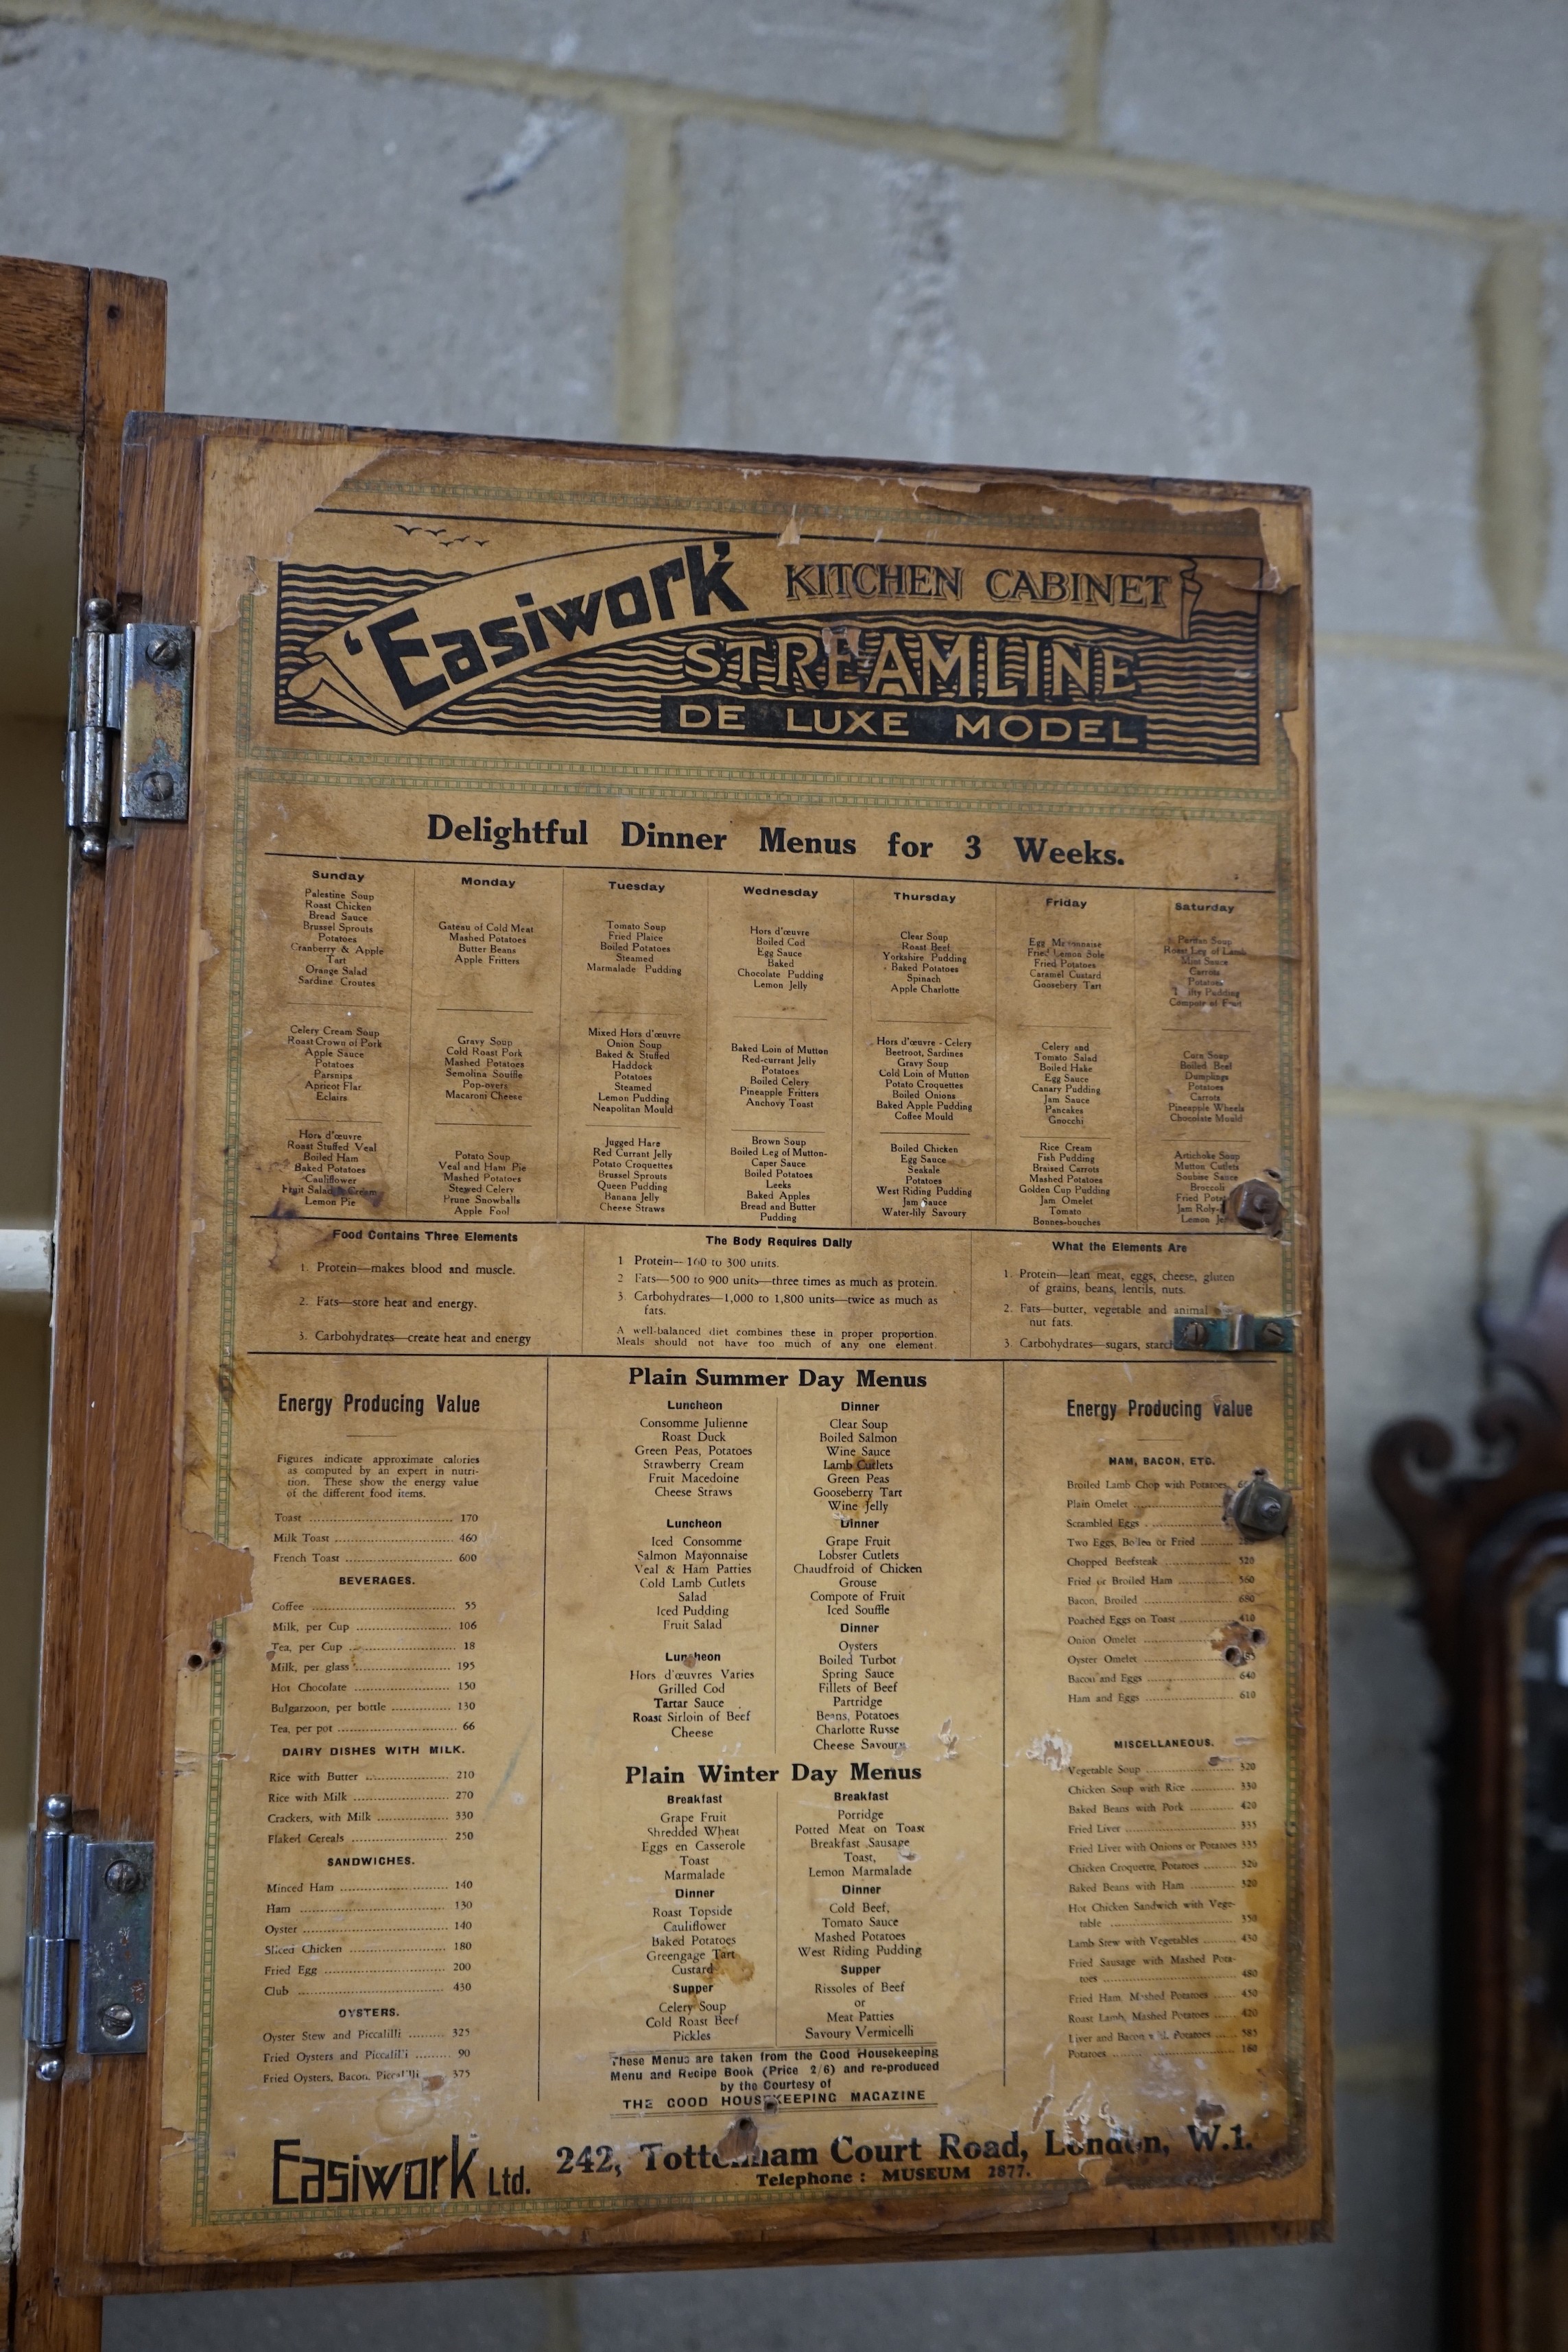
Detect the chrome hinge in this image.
<box><xmin>64</xmin><ymin>599</ymin><xmax>193</xmax><ymax>861</ymax></box>
<box><xmin>23</xmin><ymin>1794</ymin><xmax>154</xmax><ymax>2080</ymax></box>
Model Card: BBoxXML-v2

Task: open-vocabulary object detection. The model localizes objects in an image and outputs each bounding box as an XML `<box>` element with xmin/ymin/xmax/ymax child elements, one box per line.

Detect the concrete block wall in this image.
<box><xmin>2</xmin><ymin>3</ymin><xmax>1564</xmax><ymax>2340</ymax></box>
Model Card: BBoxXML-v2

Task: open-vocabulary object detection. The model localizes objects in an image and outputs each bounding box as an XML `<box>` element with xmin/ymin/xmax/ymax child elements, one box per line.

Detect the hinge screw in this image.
<box><xmin>98</xmin><ymin>2004</ymin><xmax>136</xmax><ymax>2039</ymax></box>
<box><xmin>1255</xmin><ymin>1318</ymin><xmax>1288</xmax><ymax>1350</ymax></box>
<box><xmin>1174</xmin><ymin>1320</ymin><xmax>1209</xmax><ymax>1350</ymax></box>
<box><xmin>141</xmin><ymin>770</ymin><xmax>176</xmax><ymax>803</ymax></box>
<box><xmin>145</xmin><ymin>635</ymin><xmax>182</xmax><ymax>668</ymax></box>
<box><xmin>104</xmin><ymin>1859</ymin><xmax>143</xmax><ymax>1896</ymax></box>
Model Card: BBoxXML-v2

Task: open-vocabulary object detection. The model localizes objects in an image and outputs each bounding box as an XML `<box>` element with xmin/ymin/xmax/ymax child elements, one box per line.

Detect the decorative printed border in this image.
<box><xmin>192</xmin><ymin>1626</ymin><xmax>229</xmax><ymax>2223</ymax></box>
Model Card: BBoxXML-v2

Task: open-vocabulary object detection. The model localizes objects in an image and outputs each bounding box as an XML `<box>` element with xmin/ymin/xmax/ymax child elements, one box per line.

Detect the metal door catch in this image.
<box><xmin>64</xmin><ymin>600</ymin><xmax>193</xmax><ymax>859</ymax></box>
<box><xmin>1173</xmin><ymin>1313</ymin><xmax>1295</xmax><ymax>1354</ymax></box>
<box><xmin>22</xmin><ymin>1794</ymin><xmax>153</xmax><ymax>2078</ymax></box>
<box><xmin>1229</xmin><ymin>1472</ymin><xmax>1294</xmax><ymax>1539</ymax></box>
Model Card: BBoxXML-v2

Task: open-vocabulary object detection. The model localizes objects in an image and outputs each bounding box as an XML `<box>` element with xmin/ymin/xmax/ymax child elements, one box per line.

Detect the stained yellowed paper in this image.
<box><xmin>154</xmin><ymin>440</ymin><xmax>1321</xmax><ymax>2258</ymax></box>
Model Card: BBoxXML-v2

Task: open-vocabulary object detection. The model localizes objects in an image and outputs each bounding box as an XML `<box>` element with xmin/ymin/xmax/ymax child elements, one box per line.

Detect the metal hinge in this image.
<box><xmin>64</xmin><ymin>599</ymin><xmax>193</xmax><ymax>861</ymax></box>
<box><xmin>1172</xmin><ymin>1312</ymin><xmax>1296</xmax><ymax>1355</ymax></box>
<box><xmin>22</xmin><ymin>1794</ymin><xmax>153</xmax><ymax>2080</ymax></box>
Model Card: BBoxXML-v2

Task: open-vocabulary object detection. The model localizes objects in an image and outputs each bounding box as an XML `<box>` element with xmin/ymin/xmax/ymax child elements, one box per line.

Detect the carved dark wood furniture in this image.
<box><xmin>1375</xmin><ymin>1213</ymin><xmax>1568</xmax><ymax>2352</ymax></box>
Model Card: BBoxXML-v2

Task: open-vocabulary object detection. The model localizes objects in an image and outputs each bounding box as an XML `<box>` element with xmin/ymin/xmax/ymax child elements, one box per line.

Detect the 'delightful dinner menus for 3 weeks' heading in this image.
<box><xmin>154</xmin><ymin>435</ymin><xmax>1324</xmax><ymax>2260</ymax></box>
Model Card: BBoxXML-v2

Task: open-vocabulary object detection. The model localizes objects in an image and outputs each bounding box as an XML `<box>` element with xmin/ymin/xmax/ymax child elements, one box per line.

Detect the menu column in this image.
<box><xmin>195</xmin><ymin>1368</ymin><xmax>547</xmax><ymax>2200</ymax></box>
<box><xmin>405</xmin><ymin>862</ymin><xmax>565</xmax><ymax>1222</ymax></box>
<box><xmin>1001</xmin><ymin>1362</ymin><xmax>1290</xmax><ymax>2122</ymax></box>
<box><xmin>1135</xmin><ymin>888</ymin><xmax>1283</xmax><ymax>1230</ymax></box>
<box><xmin>851</xmin><ymin>880</ymin><xmax>997</xmax><ymax>1228</ymax></box>
<box><xmin>995</xmin><ymin>882</ymin><xmax>1138</xmax><ymax>1231</ymax></box>
<box><xmin>774</xmin><ymin>1366</ymin><xmax>1005</xmax><ymax>2104</ymax></box>
<box><xmin>536</xmin><ymin>1359</ymin><xmax>781</xmax><ymax>2097</ymax></box>
<box><xmin>245</xmin><ymin>853</ymin><xmax>416</xmax><ymax>1221</ymax></box>
<box><xmin>703</xmin><ymin>876</ymin><xmax>853</xmax><ymax>1227</ymax></box>
<box><xmin>558</xmin><ymin>870</ymin><xmax>709</xmax><ymax>1223</ymax></box>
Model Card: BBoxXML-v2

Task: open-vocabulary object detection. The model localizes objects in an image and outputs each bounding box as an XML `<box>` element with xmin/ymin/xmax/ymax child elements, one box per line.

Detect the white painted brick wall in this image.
<box><xmin>182</xmin><ymin>0</ymin><xmax>1076</xmax><ymax>139</ymax></box>
<box><xmin>677</xmin><ymin>124</ymin><xmax>1493</xmax><ymax>635</ymax></box>
<box><xmin>1322</xmin><ymin>1113</ymin><xmax>1480</xmax><ymax>1565</ymax></box>
<box><xmin>1487</xmin><ymin>1126</ymin><xmax>1568</xmax><ymax>1320</ymax></box>
<box><xmin>1103</xmin><ymin>0</ymin><xmax>1568</xmax><ymax>218</ymax></box>
<box><xmin>0</xmin><ymin>25</ymin><xmax>622</xmax><ymax>436</ymax></box>
<box><xmin>1317</xmin><ymin>660</ymin><xmax>1568</xmax><ymax>1097</ymax></box>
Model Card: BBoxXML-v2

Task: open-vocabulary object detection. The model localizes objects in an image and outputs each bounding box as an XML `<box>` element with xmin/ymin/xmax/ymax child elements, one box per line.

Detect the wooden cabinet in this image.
<box><xmin>3</xmin><ymin>256</ymin><xmax>1330</xmax><ymax>2345</ymax></box>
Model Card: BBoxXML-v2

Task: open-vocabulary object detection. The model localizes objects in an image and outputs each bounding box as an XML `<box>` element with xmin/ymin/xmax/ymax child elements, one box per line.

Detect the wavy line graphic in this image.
<box><xmin>273</xmin><ymin>566</ymin><xmax>1259</xmax><ymax>763</ymax></box>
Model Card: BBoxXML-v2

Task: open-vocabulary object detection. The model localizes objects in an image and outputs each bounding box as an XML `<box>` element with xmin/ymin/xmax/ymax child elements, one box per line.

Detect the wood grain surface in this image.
<box><xmin>6</xmin><ymin>253</ymin><xmax>165</xmax><ymax>2352</ymax></box>
<box><xmin>0</xmin><ymin>259</ymin><xmax>88</xmax><ymax>436</ymax></box>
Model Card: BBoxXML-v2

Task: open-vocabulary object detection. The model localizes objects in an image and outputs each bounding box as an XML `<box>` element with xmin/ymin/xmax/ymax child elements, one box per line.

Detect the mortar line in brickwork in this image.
<box><xmin>1324</xmin><ymin>1086</ymin><xmax>1568</xmax><ymax>1137</ymax></box>
<box><xmin>615</xmin><ymin>109</ymin><xmax>681</xmax><ymax>444</ymax></box>
<box><xmin>1331</xmin><ymin>2039</ymin><xmax>1435</xmax><ymax>2088</ymax></box>
<box><xmin>1319</xmin><ymin>631</ymin><xmax>1568</xmax><ymax>682</ymax></box>
<box><xmin>1060</xmin><ymin>0</ymin><xmax>1108</xmax><ymax>149</ymax></box>
<box><xmin>1327</xmin><ymin>1563</ymin><xmax>1418</xmax><ymax>1609</ymax></box>
<box><xmin>5</xmin><ymin>0</ymin><xmax>1567</xmax><ymax>245</ymax></box>
<box><xmin>1473</xmin><ymin>228</ymin><xmax>1552</xmax><ymax>648</ymax></box>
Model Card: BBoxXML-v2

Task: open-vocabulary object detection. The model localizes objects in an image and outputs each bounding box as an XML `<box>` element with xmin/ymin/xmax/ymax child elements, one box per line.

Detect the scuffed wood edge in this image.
<box><xmin>70</xmin><ymin>412</ymin><xmax>200</xmax><ymax>2284</ymax></box>
<box><xmin>61</xmin><ymin>2207</ymin><xmax>1327</xmax><ymax>2296</ymax></box>
<box><xmin>97</xmin><ymin>409</ymin><xmax>1314</xmax><ymax>518</ymax></box>
<box><xmin>1297</xmin><ymin>497</ymin><xmax>1334</xmax><ymax>2241</ymax></box>
<box><xmin>10</xmin><ymin>263</ymin><xmax>165</xmax><ymax>2352</ymax></box>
